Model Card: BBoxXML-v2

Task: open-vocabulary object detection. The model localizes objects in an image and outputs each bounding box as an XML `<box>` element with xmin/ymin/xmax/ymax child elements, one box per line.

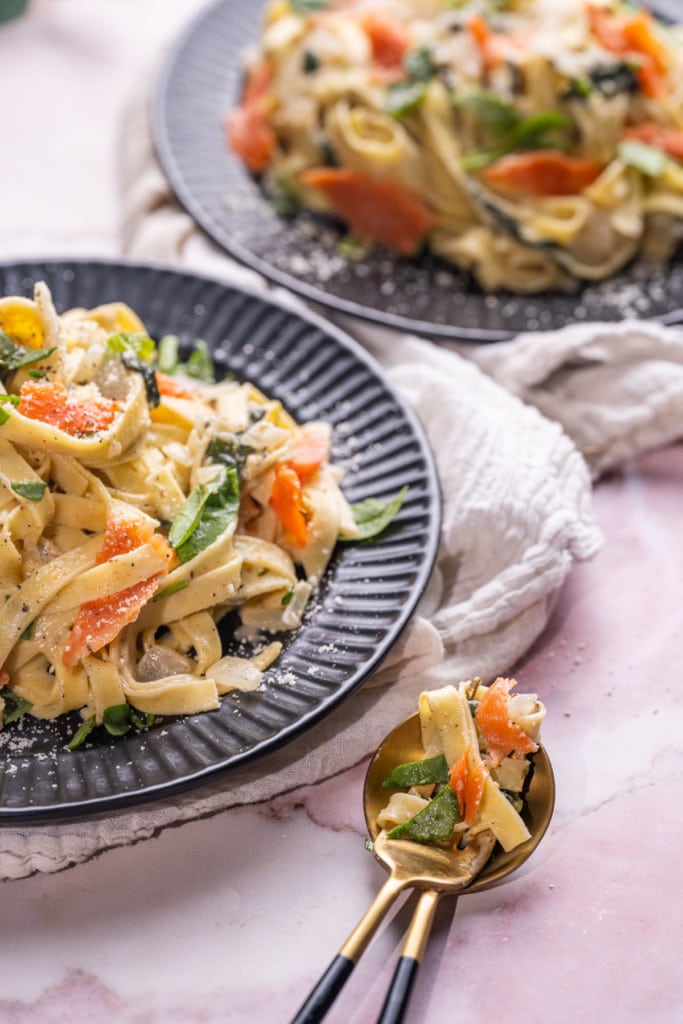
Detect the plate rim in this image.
<box><xmin>0</xmin><ymin>255</ymin><xmax>442</xmax><ymax>824</ymax></box>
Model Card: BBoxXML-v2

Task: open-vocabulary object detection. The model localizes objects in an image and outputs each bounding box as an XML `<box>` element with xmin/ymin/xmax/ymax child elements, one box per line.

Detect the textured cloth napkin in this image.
<box><xmin>4</xmin><ymin>80</ymin><xmax>683</xmax><ymax>881</ymax></box>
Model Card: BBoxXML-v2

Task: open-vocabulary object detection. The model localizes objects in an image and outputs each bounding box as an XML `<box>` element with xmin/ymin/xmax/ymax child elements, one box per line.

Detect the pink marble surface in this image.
<box><xmin>1</xmin><ymin>3</ymin><xmax>682</xmax><ymax>1023</ymax></box>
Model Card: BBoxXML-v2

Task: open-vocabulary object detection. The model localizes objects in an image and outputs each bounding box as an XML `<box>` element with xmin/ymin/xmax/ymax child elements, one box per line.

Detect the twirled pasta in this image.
<box><xmin>0</xmin><ymin>284</ymin><xmax>359</xmax><ymax>738</ymax></box>
<box><xmin>228</xmin><ymin>0</ymin><xmax>683</xmax><ymax>293</ymax></box>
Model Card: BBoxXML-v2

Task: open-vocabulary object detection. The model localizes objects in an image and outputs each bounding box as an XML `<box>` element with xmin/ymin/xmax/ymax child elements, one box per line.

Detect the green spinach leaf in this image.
<box><xmin>67</xmin><ymin>715</ymin><xmax>96</xmax><ymax>750</ymax></box>
<box><xmin>387</xmin><ymin>786</ymin><xmax>461</xmax><ymax>843</ymax></box>
<box><xmin>342</xmin><ymin>486</ymin><xmax>407</xmax><ymax>542</ymax></box>
<box><xmin>383</xmin><ymin>754</ymin><xmax>450</xmax><ymax>788</ymax></box>
<box><xmin>102</xmin><ymin>704</ymin><xmax>133</xmax><ymax>737</ymax></box>
<box><xmin>0</xmin><ymin>687</ymin><xmax>33</xmax><ymax>725</ymax></box>
<box><xmin>171</xmin><ymin>467</ymin><xmax>240</xmax><ymax>564</ymax></box>
<box><xmin>0</xmin><ymin>330</ymin><xmax>57</xmax><ymax>377</ymax></box>
<box><xmin>291</xmin><ymin>0</ymin><xmax>328</xmax><ymax>12</ymax></box>
<box><xmin>11</xmin><ymin>481</ymin><xmax>47</xmax><ymax>502</ymax></box>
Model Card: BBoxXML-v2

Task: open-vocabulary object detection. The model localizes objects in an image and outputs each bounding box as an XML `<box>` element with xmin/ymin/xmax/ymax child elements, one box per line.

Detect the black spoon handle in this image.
<box><xmin>289</xmin><ymin>955</ymin><xmax>355</xmax><ymax>1024</ymax></box>
<box><xmin>289</xmin><ymin>874</ymin><xmax>405</xmax><ymax>1024</ymax></box>
<box><xmin>375</xmin><ymin>889</ymin><xmax>443</xmax><ymax>1024</ymax></box>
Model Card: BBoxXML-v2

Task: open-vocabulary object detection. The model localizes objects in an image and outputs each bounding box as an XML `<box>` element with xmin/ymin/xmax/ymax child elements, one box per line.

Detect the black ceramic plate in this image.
<box><xmin>0</xmin><ymin>259</ymin><xmax>440</xmax><ymax>823</ymax></box>
<box><xmin>153</xmin><ymin>0</ymin><xmax>683</xmax><ymax>343</ymax></box>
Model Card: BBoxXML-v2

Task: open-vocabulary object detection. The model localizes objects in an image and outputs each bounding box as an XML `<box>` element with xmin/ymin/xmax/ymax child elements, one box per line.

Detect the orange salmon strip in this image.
<box><xmin>587</xmin><ymin>4</ymin><xmax>668</xmax><ymax>98</ymax></box>
<box><xmin>63</xmin><ymin>509</ymin><xmax>174</xmax><ymax>666</ymax></box>
<box><xmin>269</xmin><ymin>463</ymin><xmax>308</xmax><ymax>547</ymax></box>
<box><xmin>622</xmin><ymin>122</ymin><xmax>683</xmax><ymax>160</ymax></box>
<box><xmin>156</xmin><ymin>371</ymin><xmax>196</xmax><ymax>400</ymax></box>
<box><xmin>63</xmin><ymin>577</ymin><xmax>164</xmax><ymax>668</ymax></box>
<box><xmin>17</xmin><ymin>379</ymin><xmax>120</xmax><ymax>436</ymax></box>
<box><xmin>483</xmin><ymin>151</ymin><xmax>603</xmax><ymax>196</ymax></box>
<box><xmin>475</xmin><ymin>678</ymin><xmax>538</xmax><ymax>766</ymax></box>
<box><xmin>360</xmin><ymin>11</ymin><xmax>410</xmax><ymax>69</ymax></box>
<box><xmin>300</xmin><ymin>167</ymin><xmax>436</xmax><ymax>255</ymax></box>
<box><xmin>289</xmin><ymin>427</ymin><xmax>328</xmax><ymax>483</ymax></box>
<box><xmin>449</xmin><ymin>744</ymin><xmax>486</xmax><ymax>826</ymax></box>
<box><xmin>226</xmin><ymin>61</ymin><xmax>277</xmax><ymax>173</ymax></box>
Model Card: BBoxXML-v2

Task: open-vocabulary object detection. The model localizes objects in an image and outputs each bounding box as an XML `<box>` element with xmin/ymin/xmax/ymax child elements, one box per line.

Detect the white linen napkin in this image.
<box><xmin>4</xmin><ymin>77</ymin><xmax>683</xmax><ymax>881</ymax></box>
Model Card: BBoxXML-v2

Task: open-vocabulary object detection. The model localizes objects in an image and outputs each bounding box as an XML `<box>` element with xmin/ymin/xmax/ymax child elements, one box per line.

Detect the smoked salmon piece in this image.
<box><xmin>17</xmin><ymin>379</ymin><xmax>120</xmax><ymax>436</ymax></box>
<box><xmin>475</xmin><ymin>677</ymin><xmax>538</xmax><ymax>765</ymax></box>
<box><xmin>300</xmin><ymin>168</ymin><xmax>436</xmax><ymax>255</ymax></box>
<box><xmin>269</xmin><ymin>463</ymin><xmax>308</xmax><ymax>547</ymax></box>
<box><xmin>448</xmin><ymin>744</ymin><xmax>486</xmax><ymax>826</ymax></box>
<box><xmin>155</xmin><ymin>372</ymin><xmax>195</xmax><ymax>400</ymax></box>
<box><xmin>226</xmin><ymin>61</ymin><xmax>277</xmax><ymax>173</ymax></box>
<box><xmin>63</xmin><ymin>509</ymin><xmax>173</xmax><ymax>667</ymax></box>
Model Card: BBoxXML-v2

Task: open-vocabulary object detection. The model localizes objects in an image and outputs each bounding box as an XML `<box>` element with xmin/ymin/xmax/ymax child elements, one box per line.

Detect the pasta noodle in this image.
<box><xmin>377</xmin><ymin>678</ymin><xmax>545</xmax><ymax>853</ymax></box>
<box><xmin>228</xmin><ymin>0</ymin><xmax>683</xmax><ymax>293</ymax></box>
<box><xmin>0</xmin><ymin>283</ymin><xmax>361</xmax><ymax>740</ymax></box>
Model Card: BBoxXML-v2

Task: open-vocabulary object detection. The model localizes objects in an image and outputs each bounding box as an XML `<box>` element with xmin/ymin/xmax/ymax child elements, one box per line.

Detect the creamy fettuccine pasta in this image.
<box><xmin>378</xmin><ymin>678</ymin><xmax>545</xmax><ymax>853</ymax></box>
<box><xmin>0</xmin><ymin>284</ymin><xmax>359</xmax><ymax>739</ymax></box>
<box><xmin>228</xmin><ymin>0</ymin><xmax>683</xmax><ymax>292</ymax></box>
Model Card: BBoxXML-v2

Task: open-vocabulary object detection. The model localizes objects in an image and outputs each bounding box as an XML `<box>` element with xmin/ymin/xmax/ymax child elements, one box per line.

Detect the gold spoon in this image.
<box><xmin>289</xmin><ymin>711</ymin><xmax>555</xmax><ymax>1024</ymax></box>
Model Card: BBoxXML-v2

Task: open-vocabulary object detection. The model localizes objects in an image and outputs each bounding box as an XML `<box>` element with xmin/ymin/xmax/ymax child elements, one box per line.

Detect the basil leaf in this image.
<box><xmin>281</xmin><ymin>588</ymin><xmax>295</xmax><ymax>606</ymax></box>
<box><xmin>168</xmin><ymin>478</ymin><xmax>217</xmax><ymax>549</ymax></box>
<box><xmin>504</xmin><ymin>111</ymin><xmax>572</xmax><ymax>150</ymax></box>
<box><xmin>157</xmin><ymin>334</ymin><xmax>180</xmax><ymax>374</ymax></box>
<box><xmin>461</xmin><ymin>110</ymin><xmax>573</xmax><ymax>170</ymax></box>
<box><xmin>106</xmin><ymin>332</ymin><xmax>159</xmax><ymax>406</ymax></box>
<box><xmin>0</xmin><ymin>687</ymin><xmax>33</xmax><ymax>725</ymax></box>
<box><xmin>121</xmin><ymin>350</ymin><xmax>160</xmax><ymax>407</ymax></box>
<box><xmin>404</xmin><ymin>46</ymin><xmax>437</xmax><ymax>83</ymax></box>
<box><xmin>152</xmin><ymin>578</ymin><xmax>189</xmax><ymax>602</ymax></box>
<box><xmin>270</xmin><ymin>173</ymin><xmax>302</xmax><ymax>219</ymax></box>
<box><xmin>452</xmin><ymin>89</ymin><xmax>519</xmax><ymax>133</ymax></box>
<box><xmin>102</xmin><ymin>703</ymin><xmax>132</xmax><ymax>737</ymax></box>
<box><xmin>156</xmin><ymin>336</ymin><xmax>215</xmax><ymax>383</ymax></box>
<box><xmin>618</xmin><ymin>139</ymin><xmax>666</xmax><ymax>177</ymax></box>
<box><xmin>386</xmin><ymin>80</ymin><xmax>428</xmax><ymax>118</ymax></box>
<box><xmin>0</xmin><ymin>398</ymin><xmax>19</xmax><ymax>425</ymax></box>
<box><xmin>0</xmin><ymin>330</ymin><xmax>57</xmax><ymax>377</ymax></box>
<box><xmin>343</xmin><ymin>486</ymin><xmax>407</xmax><ymax>542</ymax></box>
<box><xmin>291</xmin><ymin>0</ymin><xmax>328</xmax><ymax>11</ymax></box>
<box><xmin>181</xmin><ymin>339</ymin><xmax>215</xmax><ymax>383</ymax></box>
<box><xmin>387</xmin><ymin>786</ymin><xmax>461</xmax><ymax>843</ymax></box>
<box><xmin>172</xmin><ymin>467</ymin><xmax>240</xmax><ymax>564</ymax></box>
<box><xmin>11</xmin><ymin>481</ymin><xmax>47</xmax><ymax>502</ymax></box>
<box><xmin>207</xmin><ymin>437</ymin><xmax>255</xmax><ymax>480</ymax></box>
<box><xmin>67</xmin><ymin>715</ymin><xmax>96</xmax><ymax>750</ymax></box>
<box><xmin>383</xmin><ymin>754</ymin><xmax>450</xmax><ymax>788</ymax></box>
<box><xmin>106</xmin><ymin>331</ymin><xmax>156</xmax><ymax>362</ymax></box>
<box><xmin>129</xmin><ymin>709</ymin><xmax>151</xmax><ymax>731</ymax></box>
<box><xmin>21</xmin><ymin>620</ymin><xmax>34</xmax><ymax>641</ymax></box>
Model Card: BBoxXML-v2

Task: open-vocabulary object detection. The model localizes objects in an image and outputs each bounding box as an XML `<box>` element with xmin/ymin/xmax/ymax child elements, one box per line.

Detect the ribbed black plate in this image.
<box><xmin>153</xmin><ymin>0</ymin><xmax>683</xmax><ymax>343</ymax></box>
<box><xmin>0</xmin><ymin>259</ymin><xmax>440</xmax><ymax>823</ymax></box>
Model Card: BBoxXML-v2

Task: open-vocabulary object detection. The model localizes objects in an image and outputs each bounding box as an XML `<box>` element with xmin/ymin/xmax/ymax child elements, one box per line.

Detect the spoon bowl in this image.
<box><xmin>363</xmin><ymin>711</ymin><xmax>555</xmax><ymax>894</ymax></box>
<box><xmin>290</xmin><ymin>707</ymin><xmax>555</xmax><ymax>1024</ymax></box>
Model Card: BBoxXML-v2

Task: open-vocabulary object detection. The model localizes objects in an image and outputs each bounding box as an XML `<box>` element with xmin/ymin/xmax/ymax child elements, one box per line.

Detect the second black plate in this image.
<box><xmin>153</xmin><ymin>0</ymin><xmax>683</xmax><ymax>343</ymax></box>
